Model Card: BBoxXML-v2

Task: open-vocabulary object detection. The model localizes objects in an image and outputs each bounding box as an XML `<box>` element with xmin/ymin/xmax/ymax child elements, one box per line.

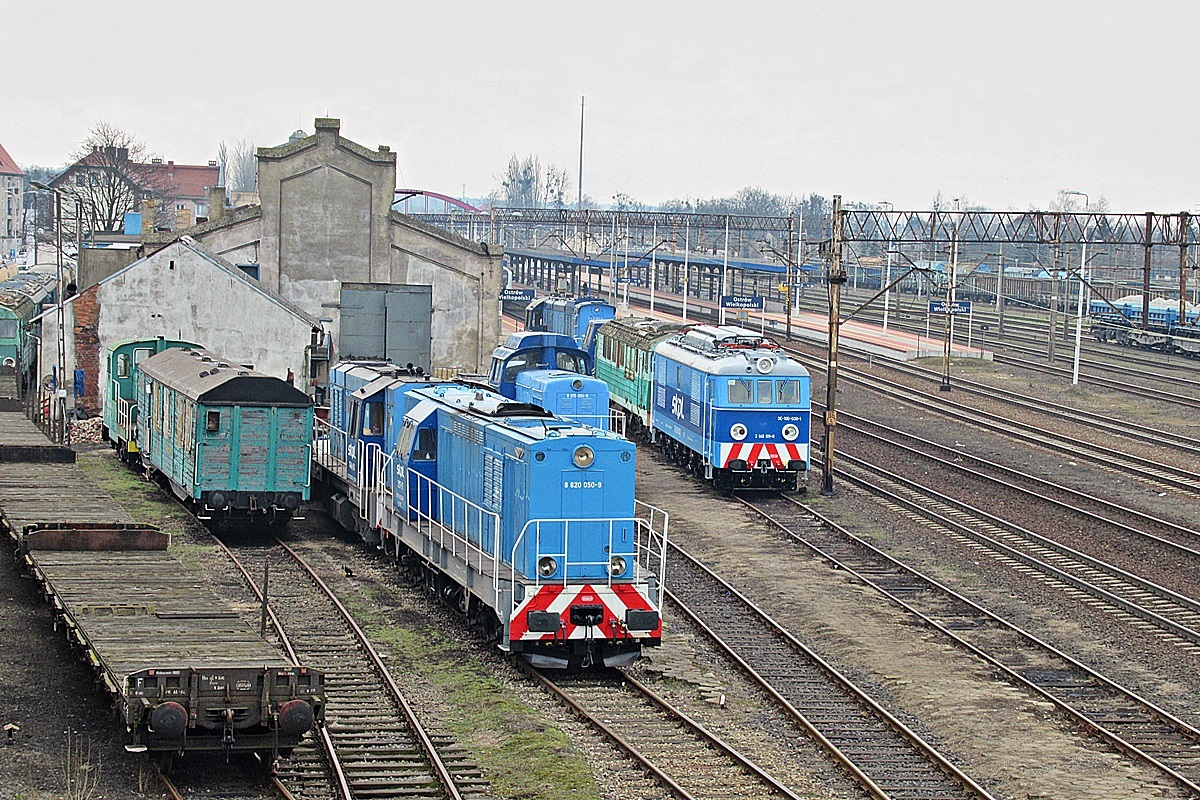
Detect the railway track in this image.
<box><xmin>829</xmin><ymin>449</ymin><xmax>1200</xmax><ymax>652</ymax></box>
<box><xmin>217</xmin><ymin>536</ymin><xmax>487</xmax><ymax>800</ymax></box>
<box><xmin>157</xmin><ymin>763</ymin><xmax>288</xmax><ymax>800</ymax></box>
<box><xmin>663</xmin><ymin>539</ymin><xmax>996</xmax><ymax>800</ymax></box>
<box><xmin>815</xmin><ymin>342</ymin><xmax>1200</xmax><ymax>457</ymax></box>
<box><xmin>833</xmin><ymin>408</ymin><xmax>1200</xmax><ymax>555</ymax></box>
<box><xmin>786</xmin><ymin>347</ymin><xmax>1200</xmax><ymax>493</ymax></box>
<box><xmin>529</xmin><ymin>666</ymin><xmax>803</xmax><ymax>800</ymax></box>
<box><xmin>741</xmin><ymin>494</ymin><xmax>1200</xmax><ymax>798</ymax></box>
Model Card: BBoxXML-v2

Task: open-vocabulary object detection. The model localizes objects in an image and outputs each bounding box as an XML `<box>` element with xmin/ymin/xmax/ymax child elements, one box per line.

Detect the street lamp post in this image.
<box><xmin>1063</xmin><ymin>190</ymin><xmax>1089</xmax><ymax>385</ymax></box>
<box><xmin>30</xmin><ymin>181</ymin><xmax>70</xmax><ymax>442</ymax></box>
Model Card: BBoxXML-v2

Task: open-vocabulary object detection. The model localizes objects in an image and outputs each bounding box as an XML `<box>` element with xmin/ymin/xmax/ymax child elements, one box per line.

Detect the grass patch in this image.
<box><xmin>74</xmin><ymin>450</ymin><xmax>215</xmax><ymax>569</ymax></box>
<box><xmin>343</xmin><ymin>591</ymin><xmax>603</xmax><ymax>800</ymax></box>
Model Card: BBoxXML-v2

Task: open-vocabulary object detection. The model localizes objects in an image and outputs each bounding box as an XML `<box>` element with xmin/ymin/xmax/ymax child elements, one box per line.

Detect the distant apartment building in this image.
<box><xmin>0</xmin><ymin>143</ymin><xmax>22</xmax><ymax>259</ymax></box>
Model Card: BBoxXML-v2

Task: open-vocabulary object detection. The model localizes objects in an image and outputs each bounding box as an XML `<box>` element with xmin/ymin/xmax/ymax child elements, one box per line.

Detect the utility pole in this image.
<box><xmin>997</xmin><ymin>242</ymin><xmax>1005</xmax><ymax>336</ymax></box>
<box><xmin>577</xmin><ymin>96</ymin><xmax>585</xmax><ymax>210</ymax></box>
<box><xmin>785</xmin><ymin>215</ymin><xmax>794</xmax><ymax>340</ymax></box>
<box><xmin>940</xmin><ymin>228</ymin><xmax>956</xmax><ymax>391</ymax></box>
<box><xmin>1142</xmin><ymin>212</ymin><xmax>1153</xmax><ymax>330</ymax></box>
<box><xmin>720</xmin><ymin>216</ymin><xmax>730</xmax><ymax>325</ymax></box>
<box><xmin>822</xmin><ymin>195</ymin><xmax>845</xmax><ymax>496</ymax></box>
<box><xmin>1048</xmin><ymin>234</ymin><xmax>1060</xmax><ymax>363</ymax></box>
<box><xmin>1180</xmin><ymin>212</ymin><xmax>1190</xmax><ymax>329</ymax></box>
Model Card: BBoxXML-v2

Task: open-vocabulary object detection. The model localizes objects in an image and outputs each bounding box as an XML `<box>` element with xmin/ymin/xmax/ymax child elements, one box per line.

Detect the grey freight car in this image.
<box><xmin>0</xmin><ymin>411</ymin><xmax>324</xmax><ymax>760</ymax></box>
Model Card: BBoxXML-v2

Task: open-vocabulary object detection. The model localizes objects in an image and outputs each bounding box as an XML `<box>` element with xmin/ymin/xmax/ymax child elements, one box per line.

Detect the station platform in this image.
<box><xmin>503</xmin><ymin>283</ymin><xmax>992</xmax><ymax>362</ymax></box>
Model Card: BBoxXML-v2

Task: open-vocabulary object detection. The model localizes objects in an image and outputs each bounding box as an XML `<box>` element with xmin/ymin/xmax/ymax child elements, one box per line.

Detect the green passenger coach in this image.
<box><xmin>595</xmin><ymin>317</ymin><xmax>684</xmax><ymax>435</ymax></box>
<box><xmin>135</xmin><ymin>346</ymin><xmax>313</xmax><ymax>524</ymax></box>
<box><xmin>104</xmin><ymin>337</ymin><xmax>198</xmax><ymax>458</ymax></box>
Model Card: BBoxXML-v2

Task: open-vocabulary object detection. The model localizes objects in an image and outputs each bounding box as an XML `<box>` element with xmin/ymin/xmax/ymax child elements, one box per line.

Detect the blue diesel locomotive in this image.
<box><xmin>486</xmin><ymin>331</ymin><xmax>592</xmax><ymax>399</ymax></box>
<box><xmin>315</xmin><ymin>362</ymin><xmax>667</xmax><ymax>669</ymax></box>
<box><xmin>524</xmin><ymin>295</ymin><xmax>616</xmax><ymax>358</ymax></box>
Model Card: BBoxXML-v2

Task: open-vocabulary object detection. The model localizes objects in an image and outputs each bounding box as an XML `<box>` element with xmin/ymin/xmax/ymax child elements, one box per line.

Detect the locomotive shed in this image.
<box><xmin>0</xmin><ymin>409</ymin><xmax>323</xmax><ymax>762</ymax></box>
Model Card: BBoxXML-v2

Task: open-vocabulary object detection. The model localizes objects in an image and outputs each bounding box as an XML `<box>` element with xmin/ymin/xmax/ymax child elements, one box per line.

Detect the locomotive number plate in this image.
<box><xmin>563</xmin><ymin>480</ymin><xmax>603</xmax><ymax>489</ymax></box>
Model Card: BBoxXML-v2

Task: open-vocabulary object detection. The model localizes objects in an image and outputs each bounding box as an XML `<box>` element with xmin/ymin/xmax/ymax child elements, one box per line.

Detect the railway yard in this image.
<box><xmin>0</xmin><ymin>287</ymin><xmax>1198</xmax><ymax>800</ymax></box>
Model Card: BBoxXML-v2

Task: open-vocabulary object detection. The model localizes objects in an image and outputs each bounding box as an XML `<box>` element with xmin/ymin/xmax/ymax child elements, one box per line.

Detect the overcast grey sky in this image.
<box><xmin>6</xmin><ymin>1</ymin><xmax>1198</xmax><ymax>212</ymax></box>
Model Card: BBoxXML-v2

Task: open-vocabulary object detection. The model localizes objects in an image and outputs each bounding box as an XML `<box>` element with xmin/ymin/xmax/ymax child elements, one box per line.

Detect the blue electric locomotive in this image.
<box><xmin>651</xmin><ymin>325</ymin><xmax>811</xmax><ymax>491</ymax></box>
<box><xmin>315</xmin><ymin>362</ymin><xmax>668</xmax><ymax>669</ymax></box>
<box><xmin>525</xmin><ymin>296</ymin><xmax>616</xmax><ymax>358</ymax></box>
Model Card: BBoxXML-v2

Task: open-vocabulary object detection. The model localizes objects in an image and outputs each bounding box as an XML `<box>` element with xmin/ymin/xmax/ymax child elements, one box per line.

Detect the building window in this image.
<box><xmin>206</xmin><ymin>410</ymin><xmax>221</xmax><ymax>432</ymax></box>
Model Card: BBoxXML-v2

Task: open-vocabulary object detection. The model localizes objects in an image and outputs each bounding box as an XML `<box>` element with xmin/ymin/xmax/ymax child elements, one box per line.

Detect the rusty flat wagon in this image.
<box><xmin>0</xmin><ymin>410</ymin><xmax>324</xmax><ymax>761</ymax></box>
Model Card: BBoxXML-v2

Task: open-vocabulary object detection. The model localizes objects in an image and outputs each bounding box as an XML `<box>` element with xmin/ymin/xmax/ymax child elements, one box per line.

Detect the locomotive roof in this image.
<box><xmin>410</xmin><ymin>383</ymin><xmax>622</xmax><ymax>442</ymax></box>
<box><xmin>139</xmin><ymin>347</ymin><xmax>312</xmax><ymax>407</ymax></box>
<box><xmin>656</xmin><ymin>326</ymin><xmax>810</xmax><ymax>378</ymax></box>
<box><xmin>597</xmin><ymin>316</ymin><xmax>685</xmax><ymax>347</ymax></box>
<box><xmin>0</xmin><ymin>273</ymin><xmax>55</xmax><ymax>314</ymax></box>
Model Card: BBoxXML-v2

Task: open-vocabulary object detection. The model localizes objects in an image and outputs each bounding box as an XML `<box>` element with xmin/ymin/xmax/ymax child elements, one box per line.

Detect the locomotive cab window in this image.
<box><xmin>133</xmin><ymin>348</ymin><xmax>153</xmax><ymax>365</ymax></box>
<box><xmin>757</xmin><ymin>380</ymin><xmax>773</xmax><ymax>404</ymax></box>
<box><xmin>728</xmin><ymin>379</ymin><xmax>752</xmax><ymax>404</ymax></box>
<box><xmin>557</xmin><ymin>352</ymin><xmax>584</xmax><ymax>372</ymax></box>
<box><xmin>0</xmin><ymin>319</ymin><xmax>16</xmax><ymax>339</ymax></box>
<box><xmin>777</xmin><ymin>379</ymin><xmax>800</xmax><ymax>404</ymax></box>
<box><xmin>115</xmin><ymin>353</ymin><xmax>130</xmax><ymax>379</ymax></box>
<box><xmin>413</xmin><ymin>428</ymin><xmax>437</xmax><ymax>461</ymax></box>
<box><xmin>362</xmin><ymin>402</ymin><xmax>384</xmax><ymax>436</ymax></box>
<box><xmin>205</xmin><ymin>410</ymin><xmax>221</xmax><ymax>432</ymax></box>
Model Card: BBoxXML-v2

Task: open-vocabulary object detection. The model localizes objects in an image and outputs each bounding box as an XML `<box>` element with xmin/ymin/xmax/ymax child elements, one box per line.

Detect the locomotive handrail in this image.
<box><xmin>509</xmin><ymin>504</ymin><xmax>668</xmax><ymax>617</ymax></box>
<box><xmin>389</xmin><ymin>462</ymin><xmax>502</xmax><ymax>592</ymax></box>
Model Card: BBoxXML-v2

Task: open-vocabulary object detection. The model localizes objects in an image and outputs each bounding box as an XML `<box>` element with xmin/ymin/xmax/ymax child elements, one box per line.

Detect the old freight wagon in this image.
<box><xmin>136</xmin><ymin>346</ymin><xmax>313</xmax><ymax>523</ymax></box>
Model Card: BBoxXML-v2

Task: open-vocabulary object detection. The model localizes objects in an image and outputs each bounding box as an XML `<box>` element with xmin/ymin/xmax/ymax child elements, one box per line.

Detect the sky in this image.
<box><xmin>5</xmin><ymin>1</ymin><xmax>1200</xmax><ymax>212</ymax></box>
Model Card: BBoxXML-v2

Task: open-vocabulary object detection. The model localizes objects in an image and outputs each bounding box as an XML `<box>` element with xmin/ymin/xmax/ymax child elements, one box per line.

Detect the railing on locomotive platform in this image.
<box><xmin>312</xmin><ymin>418</ymin><xmax>669</xmax><ymax>604</ymax></box>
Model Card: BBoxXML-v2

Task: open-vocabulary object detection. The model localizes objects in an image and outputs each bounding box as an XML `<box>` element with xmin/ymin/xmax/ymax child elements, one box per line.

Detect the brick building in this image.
<box><xmin>0</xmin><ymin>143</ymin><xmax>22</xmax><ymax>259</ymax></box>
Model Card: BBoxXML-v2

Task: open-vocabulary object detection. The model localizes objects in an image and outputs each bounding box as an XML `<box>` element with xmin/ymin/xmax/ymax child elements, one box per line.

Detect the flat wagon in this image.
<box><xmin>0</xmin><ymin>410</ymin><xmax>324</xmax><ymax>762</ymax></box>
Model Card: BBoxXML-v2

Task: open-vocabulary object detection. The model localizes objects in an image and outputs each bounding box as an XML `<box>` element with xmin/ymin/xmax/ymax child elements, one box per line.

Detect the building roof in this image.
<box><xmin>0</xmin><ymin>143</ymin><xmax>21</xmax><ymax>176</ymax></box>
<box><xmin>37</xmin><ymin>236</ymin><xmax>321</xmax><ymax>331</ymax></box>
<box><xmin>50</xmin><ymin>151</ymin><xmax>219</xmax><ymax>200</ymax></box>
<box><xmin>152</xmin><ymin>162</ymin><xmax>219</xmax><ymax>200</ymax></box>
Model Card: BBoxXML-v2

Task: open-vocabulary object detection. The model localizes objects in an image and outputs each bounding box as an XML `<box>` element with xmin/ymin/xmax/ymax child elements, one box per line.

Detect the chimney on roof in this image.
<box><xmin>140</xmin><ymin>199</ymin><xmax>155</xmax><ymax>233</ymax></box>
<box><xmin>208</xmin><ymin>186</ymin><xmax>226</xmax><ymax>222</ymax></box>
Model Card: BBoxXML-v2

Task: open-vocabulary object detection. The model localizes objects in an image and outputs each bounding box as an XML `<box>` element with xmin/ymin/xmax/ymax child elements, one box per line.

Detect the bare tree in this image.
<box><xmin>56</xmin><ymin>122</ymin><xmax>173</xmax><ymax>236</ymax></box>
<box><xmin>498</xmin><ymin>154</ymin><xmax>572</xmax><ymax>208</ymax></box>
<box><xmin>225</xmin><ymin>139</ymin><xmax>257</xmax><ymax>194</ymax></box>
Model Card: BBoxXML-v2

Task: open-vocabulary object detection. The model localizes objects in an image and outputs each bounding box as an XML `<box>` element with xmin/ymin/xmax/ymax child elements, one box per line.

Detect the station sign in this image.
<box><xmin>499</xmin><ymin>288</ymin><xmax>535</xmax><ymax>302</ymax></box>
<box><xmin>720</xmin><ymin>295</ymin><xmax>764</xmax><ymax>310</ymax></box>
<box><xmin>928</xmin><ymin>300</ymin><xmax>972</xmax><ymax>315</ymax></box>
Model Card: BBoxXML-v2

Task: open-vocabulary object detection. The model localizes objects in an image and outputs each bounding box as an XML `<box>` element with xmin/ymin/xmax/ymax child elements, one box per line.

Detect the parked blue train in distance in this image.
<box><xmin>130</xmin><ymin>345</ymin><xmax>314</xmax><ymax>524</ymax></box>
<box><xmin>524</xmin><ymin>295</ymin><xmax>616</xmax><ymax>359</ymax></box>
<box><xmin>1089</xmin><ymin>294</ymin><xmax>1200</xmax><ymax>356</ymax></box>
<box><xmin>315</xmin><ymin>360</ymin><xmax>668</xmax><ymax>669</ymax></box>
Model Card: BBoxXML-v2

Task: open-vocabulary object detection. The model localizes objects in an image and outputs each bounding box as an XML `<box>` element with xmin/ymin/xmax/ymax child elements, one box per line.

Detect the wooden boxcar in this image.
<box><xmin>136</xmin><ymin>347</ymin><xmax>313</xmax><ymax>523</ymax></box>
<box><xmin>103</xmin><ymin>338</ymin><xmax>198</xmax><ymax>458</ymax></box>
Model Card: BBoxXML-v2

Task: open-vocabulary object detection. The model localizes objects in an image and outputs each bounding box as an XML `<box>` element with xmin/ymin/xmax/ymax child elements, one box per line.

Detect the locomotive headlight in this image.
<box><xmin>538</xmin><ymin>556</ymin><xmax>558</xmax><ymax>577</ymax></box>
<box><xmin>782</xmin><ymin>424</ymin><xmax>800</xmax><ymax>441</ymax></box>
<box><xmin>573</xmin><ymin>445</ymin><xmax>595</xmax><ymax>468</ymax></box>
<box><xmin>730</xmin><ymin>423</ymin><xmax>748</xmax><ymax>441</ymax></box>
<box><xmin>608</xmin><ymin>555</ymin><xmax>627</xmax><ymax>576</ymax></box>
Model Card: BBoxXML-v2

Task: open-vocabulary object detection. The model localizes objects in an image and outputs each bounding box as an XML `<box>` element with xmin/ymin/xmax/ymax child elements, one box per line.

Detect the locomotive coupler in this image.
<box><xmin>222</xmin><ymin>708</ymin><xmax>235</xmax><ymax>762</ymax></box>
